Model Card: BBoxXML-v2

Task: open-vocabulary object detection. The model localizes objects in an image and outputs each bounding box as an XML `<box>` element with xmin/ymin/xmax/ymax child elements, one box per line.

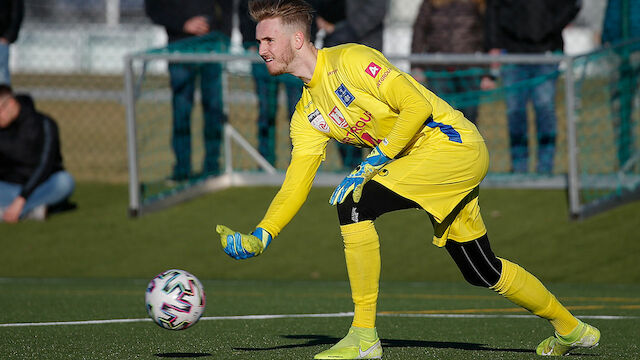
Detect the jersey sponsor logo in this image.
<box><xmin>307</xmin><ymin>109</ymin><xmax>330</xmax><ymax>133</ymax></box>
<box><xmin>376</xmin><ymin>68</ymin><xmax>391</xmax><ymax>88</ymax></box>
<box><xmin>327</xmin><ymin>69</ymin><xmax>338</xmax><ymax>76</ymax></box>
<box><xmin>339</xmin><ymin>110</ymin><xmax>380</xmax><ymax>147</ymax></box>
<box><xmin>335</xmin><ymin>84</ymin><xmax>355</xmax><ymax>107</ymax></box>
<box><xmin>365</xmin><ymin>62</ymin><xmax>381</xmax><ymax>78</ymax></box>
<box><xmin>328</xmin><ymin>106</ymin><xmax>348</xmax><ymax>128</ymax></box>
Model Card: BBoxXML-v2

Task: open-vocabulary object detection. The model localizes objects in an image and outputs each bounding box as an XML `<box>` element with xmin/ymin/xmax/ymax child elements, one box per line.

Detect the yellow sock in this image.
<box><xmin>341</xmin><ymin>221</ymin><xmax>380</xmax><ymax>329</ymax></box>
<box><xmin>491</xmin><ymin>258</ymin><xmax>578</xmax><ymax>335</ymax></box>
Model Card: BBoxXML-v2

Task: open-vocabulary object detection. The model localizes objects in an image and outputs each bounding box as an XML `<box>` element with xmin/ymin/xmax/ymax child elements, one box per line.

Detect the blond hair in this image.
<box><xmin>249</xmin><ymin>0</ymin><xmax>315</xmax><ymax>39</ymax></box>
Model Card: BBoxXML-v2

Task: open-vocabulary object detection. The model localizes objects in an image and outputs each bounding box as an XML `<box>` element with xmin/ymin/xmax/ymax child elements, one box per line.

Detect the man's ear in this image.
<box><xmin>294</xmin><ymin>31</ymin><xmax>305</xmax><ymax>50</ymax></box>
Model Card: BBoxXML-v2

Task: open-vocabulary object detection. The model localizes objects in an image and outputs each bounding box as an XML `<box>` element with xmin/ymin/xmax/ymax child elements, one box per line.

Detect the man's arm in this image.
<box><xmin>376</xmin><ymin>75</ymin><xmax>433</xmax><ymax>158</ymax></box>
<box><xmin>256</xmin><ymin>153</ymin><xmax>323</xmax><ymax>237</ymax></box>
<box><xmin>1</xmin><ymin>0</ymin><xmax>23</xmax><ymax>43</ymax></box>
<box><xmin>410</xmin><ymin>0</ymin><xmax>432</xmax><ymax>83</ymax></box>
<box><xmin>342</xmin><ymin>0</ymin><xmax>388</xmax><ymax>42</ymax></box>
<box><xmin>484</xmin><ymin>0</ymin><xmax>500</xmax><ymax>52</ymax></box>
<box><xmin>19</xmin><ymin>116</ymin><xmax>60</xmax><ymax>200</ymax></box>
<box><xmin>144</xmin><ymin>0</ymin><xmax>186</xmax><ymax>34</ymax></box>
<box><xmin>217</xmin><ymin>153</ymin><xmax>323</xmax><ymax>259</ymax></box>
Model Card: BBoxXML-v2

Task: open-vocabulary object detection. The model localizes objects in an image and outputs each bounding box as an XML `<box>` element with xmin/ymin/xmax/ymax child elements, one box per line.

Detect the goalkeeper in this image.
<box><xmin>217</xmin><ymin>0</ymin><xmax>600</xmax><ymax>358</ymax></box>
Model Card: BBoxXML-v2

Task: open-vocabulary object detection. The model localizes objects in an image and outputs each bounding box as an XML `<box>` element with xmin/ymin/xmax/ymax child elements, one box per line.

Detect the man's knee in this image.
<box><xmin>446</xmin><ymin>235</ymin><xmax>503</xmax><ymax>288</ymax></box>
<box><xmin>337</xmin><ymin>196</ymin><xmax>377</xmax><ymax>226</ymax></box>
<box><xmin>51</xmin><ymin>171</ymin><xmax>75</xmax><ymax>198</ymax></box>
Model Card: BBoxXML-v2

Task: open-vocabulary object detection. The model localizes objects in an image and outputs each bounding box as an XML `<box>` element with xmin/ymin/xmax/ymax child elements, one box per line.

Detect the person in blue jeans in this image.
<box><xmin>168</xmin><ymin>62</ymin><xmax>226</xmax><ymax>178</ymax></box>
<box><xmin>485</xmin><ymin>0</ymin><xmax>580</xmax><ymax>174</ymax></box>
<box><xmin>0</xmin><ymin>0</ymin><xmax>23</xmax><ymax>86</ymax></box>
<box><xmin>145</xmin><ymin>0</ymin><xmax>233</xmax><ymax>180</ymax></box>
<box><xmin>240</xmin><ymin>0</ymin><xmax>303</xmax><ymax>165</ymax></box>
<box><xmin>501</xmin><ymin>64</ymin><xmax>559</xmax><ymax>173</ymax></box>
<box><xmin>0</xmin><ymin>85</ymin><xmax>74</xmax><ymax>223</ymax></box>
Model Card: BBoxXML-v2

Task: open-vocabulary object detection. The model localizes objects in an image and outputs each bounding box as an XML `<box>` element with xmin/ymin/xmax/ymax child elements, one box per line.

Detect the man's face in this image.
<box><xmin>0</xmin><ymin>95</ymin><xmax>18</xmax><ymax>129</ymax></box>
<box><xmin>256</xmin><ymin>17</ymin><xmax>296</xmax><ymax>76</ymax></box>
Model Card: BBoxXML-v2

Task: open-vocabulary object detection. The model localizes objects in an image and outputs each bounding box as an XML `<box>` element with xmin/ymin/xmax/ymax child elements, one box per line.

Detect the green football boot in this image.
<box><xmin>314</xmin><ymin>326</ymin><xmax>382</xmax><ymax>359</ymax></box>
<box><xmin>536</xmin><ymin>320</ymin><xmax>600</xmax><ymax>356</ymax></box>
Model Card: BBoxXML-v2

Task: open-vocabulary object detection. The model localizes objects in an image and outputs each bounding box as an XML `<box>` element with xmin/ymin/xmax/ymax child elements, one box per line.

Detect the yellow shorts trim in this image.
<box><xmin>429</xmin><ymin>188</ymin><xmax>487</xmax><ymax>247</ymax></box>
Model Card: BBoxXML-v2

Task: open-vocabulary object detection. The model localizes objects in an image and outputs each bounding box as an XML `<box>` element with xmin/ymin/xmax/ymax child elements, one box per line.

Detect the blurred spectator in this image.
<box><xmin>239</xmin><ymin>0</ymin><xmax>304</xmax><ymax>166</ymax></box>
<box><xmin>485</xmin><ymin>0</ymin><xmax>580</xmax><ymax>174</ymax></box>
<box><xmin>315</xmin><ymin>0</ymin><xmax>389</xmax><ymax>169</ymax></box>
<box><xmin>0</xmin><ymin>0</ymin><xmax>23</xmax><ymax>85</ymax></box>
<box><xmin>602</xmin><ymin>0</ymin><xmax>640</xmax><ymax>169</ymax></box>
<box><xmin>0</xmin><ymin>85</ymin><xmax>75</xmax><ymax>223</ymax></box>
<box><xmin>144</xmin><ymin>1</ymin><xmax>232</xmax><ymax>180</ymax></box>
<box><xmin>411</xmin><ymin>0</ymin><xmax>494</xmax><ymax>125</ymax></box>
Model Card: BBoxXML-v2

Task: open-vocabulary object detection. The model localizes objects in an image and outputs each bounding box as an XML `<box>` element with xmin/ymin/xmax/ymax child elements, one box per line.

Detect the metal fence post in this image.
<box><xmin>564</xmin><ymin>56</ymin><xmax>581</xmax><ymax>218</ymax></box>
<box><xmin>124</xmin><ymin>55</ymin><xmax>141</xmax><ymax>217</ymax></box>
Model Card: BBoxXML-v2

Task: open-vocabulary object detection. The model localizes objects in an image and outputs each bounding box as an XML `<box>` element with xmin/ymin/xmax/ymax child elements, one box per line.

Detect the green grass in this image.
<box><xmin>1</xmin><ymin>184</ymin><xmax>640</xmax><ymax>358</ymax></box>
<box><xmin>2</xmin><ymin>184</ymin><xmax>640</xmax><ymax>283</ymax></box>
<box><xmin>1</xmin><ymin>278</ymin><xmax>638</xmax><ymax>359</ymax></box>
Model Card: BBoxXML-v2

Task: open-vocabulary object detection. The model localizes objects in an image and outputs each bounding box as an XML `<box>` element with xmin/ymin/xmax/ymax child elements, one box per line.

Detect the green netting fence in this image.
<box><xmin>125</xmin><ymin>34</ymin><xmax>640</xmax><ymax>218</ymax></box>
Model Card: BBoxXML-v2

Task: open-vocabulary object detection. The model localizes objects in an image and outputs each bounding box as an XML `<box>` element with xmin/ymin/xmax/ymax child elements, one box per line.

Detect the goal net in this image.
<box><xmin>124</xmin><ymin>33</ymin><xmax>640</xmax><ymax>219</ymax></box>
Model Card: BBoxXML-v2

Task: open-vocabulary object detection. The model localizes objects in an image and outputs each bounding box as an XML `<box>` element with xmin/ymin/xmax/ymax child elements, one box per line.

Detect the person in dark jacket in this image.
<box><xmin>144</xmin><ymin>0</ymin><xmax>233</xmax><ymax>180</ymax></box>
<box><xmin>485</xmin><ymin>0</ymin><xmax>580</xmax><ymax>174</ymax></box>
<box><xmin>0</xmin><ymin>0</ymin><xmax>23</xmax><ymax>85</ymax></box>
<box><xmin>0</xmin><ymin>85</ymin><xmax>74</xmax><ymax>223</ymax></box>
<box><xmin>411</xmin><ymin>0</ymin><xmax>494</xmax><ymax>125</ymax></box>
<box><xmin>239</xmin><ymin>0</ymin><xmax>303</xmax><ymax>166</ymax></box>
<box><xmin>314</xmin><ymin>0</ymin><xmax>389</xmax><ymax>169</ymax></box>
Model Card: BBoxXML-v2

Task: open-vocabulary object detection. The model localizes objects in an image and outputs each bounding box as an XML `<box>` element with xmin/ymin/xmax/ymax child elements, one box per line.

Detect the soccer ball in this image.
<box><xmin>145</xmin><ymin>269</ymin><xmax>206</xmax><ymax>330</ymax></box>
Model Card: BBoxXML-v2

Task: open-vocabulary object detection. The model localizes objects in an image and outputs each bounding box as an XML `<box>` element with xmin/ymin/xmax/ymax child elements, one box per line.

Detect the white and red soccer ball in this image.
<box><xmin>145</xmin><ymin>269</ymin><xmax>206</xmax><ymax>330</ymax></box>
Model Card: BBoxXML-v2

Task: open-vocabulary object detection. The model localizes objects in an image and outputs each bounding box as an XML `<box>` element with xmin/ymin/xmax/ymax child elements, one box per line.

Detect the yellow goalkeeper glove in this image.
<box><xmin>216</xmin><ymin>225</ymin><xmax>272</xmax><ymax>260</ymax></box>
<box><xmin>329</xmin><ymin>146</ymin><xmax>391</xmax><ymax>205</ymax></box>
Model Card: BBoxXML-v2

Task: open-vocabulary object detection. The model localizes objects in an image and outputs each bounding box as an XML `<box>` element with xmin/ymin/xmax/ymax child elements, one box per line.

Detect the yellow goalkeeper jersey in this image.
<box><xmin>257</xmin><ymin>44</ymin><xmax>487</xmax><ymax>242</ymax></box>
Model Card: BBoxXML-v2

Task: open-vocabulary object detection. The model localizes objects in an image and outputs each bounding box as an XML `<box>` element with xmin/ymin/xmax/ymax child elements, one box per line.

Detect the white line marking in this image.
<box><xmin>0</xmin><ymin>312</ymin><xmax>637</xmax><ymax>328</ymax></box>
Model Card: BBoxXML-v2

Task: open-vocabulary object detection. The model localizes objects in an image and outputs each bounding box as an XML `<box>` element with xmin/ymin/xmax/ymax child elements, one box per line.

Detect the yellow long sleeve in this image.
<box><xmin>376</xmin><ymin>75</ymin><xmax>433</xmax><ymax>158</ymax></box>
<box><xmin>256</xmin><ymin>154</ymin><xmax>323</xmax><ymax>238</ymax></box>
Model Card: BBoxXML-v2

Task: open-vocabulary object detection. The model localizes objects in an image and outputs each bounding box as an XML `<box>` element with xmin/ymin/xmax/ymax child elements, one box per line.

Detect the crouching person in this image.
<box><xmin>0</xmin><ymin>85</ymin><xmax>74</xmax><ymax>222</ymax></box>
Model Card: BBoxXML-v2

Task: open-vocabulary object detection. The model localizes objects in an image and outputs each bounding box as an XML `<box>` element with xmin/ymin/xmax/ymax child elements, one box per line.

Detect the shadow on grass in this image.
<box><xmin>233</xmin><ymin>334</ymin><xmax>535</xmax><ymax>354</ymax></box>
<box><xmin>155</xmin><ymin>353</ymin><xmax>212</xmax><ymax>358</ymax></box>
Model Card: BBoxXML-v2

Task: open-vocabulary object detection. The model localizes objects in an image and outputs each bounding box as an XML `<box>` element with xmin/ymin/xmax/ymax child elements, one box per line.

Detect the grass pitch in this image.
<box><xmin>1</xmin><ymin>278</ymin><xmax>638</xmax><ymax>359</ymax></box>
<box><xmin>1</xmin><ymin>184</ymin><xmax>639</xmax><ymax>359</ymax></box>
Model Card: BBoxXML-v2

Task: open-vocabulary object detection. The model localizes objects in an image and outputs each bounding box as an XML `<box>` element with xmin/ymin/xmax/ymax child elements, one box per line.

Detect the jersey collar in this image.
<box><xmin>305</xmin><ymin>48</ymin><xmax>325</xmax><ymax>89</ymax></box>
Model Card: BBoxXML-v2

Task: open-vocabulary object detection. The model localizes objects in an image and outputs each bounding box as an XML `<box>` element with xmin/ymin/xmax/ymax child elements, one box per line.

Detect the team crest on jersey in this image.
<box><xmin>307</xmin><ymin>109</ymin><xmax>330</xmax><ymax>133</ymax></box>
<box><xmin>328</xmin><ymin>106</ymin><xmax>348</xmax><ymax>128</ymax></box>
<box><xmin>335</xmin><ymin>84</ymin><xmax>355</xmax><ymax>107</ymax></box>
<box><xmin>365</xmin><ymin>62</ymin><xmax>381</xmax><ymax>78</ymax></box>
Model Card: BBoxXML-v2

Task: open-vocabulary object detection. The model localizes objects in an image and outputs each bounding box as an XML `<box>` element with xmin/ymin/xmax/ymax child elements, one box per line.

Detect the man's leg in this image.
<box><xmin>0</xmin><ymin>172</ymin><xmax>74</xmax><ymax>219</ymax></box>
<box><xmin>446</xmin><ymin>236</ymin><xmax>600</xmax><ymax>356</ymax></box>
<box><xmin>168</xmin><ymin>63</ymin><xmax>196</xmax><ymax>180</ymax></box>
<box><xmin>21</xmin><ymin>171</ymin><xmax>75</xmax><ymax>215</ymax></box>
<box><xmin>200</xmin><ymin>63</ymin><xmax>225</xmax><ymax>175</ymax></box>
<box><xmin>283</xmin><ymin>74</ymin><xmax>303</xmax><ymax>118</ymax></box>
<box><xmin>531</xmin><ymin>64</ymin><xmax>559</xmax><ymax>174</ymax></box>
<box><xmin>0</xmin><ymin>43</ymin><xmax>10</xmax><ymax>85</ymax></box>
<box><xmin>0</xmin><ymin>180</ymin><xmax>21</xmax><ymax>207</ymax></box>
<box><xmin>315</xmin><ymin>181</ymin><xmax>419</xmax><ymax>359</ymax></box>
<box><xmin>253</xmin><ymin>63</ymin><xmax>279</xmax><ymax>165</ymax></box>
<box><xmin>502</xmin><ymin>64</ymin><xmax>531</xmax><ymax>173</ymax></box>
